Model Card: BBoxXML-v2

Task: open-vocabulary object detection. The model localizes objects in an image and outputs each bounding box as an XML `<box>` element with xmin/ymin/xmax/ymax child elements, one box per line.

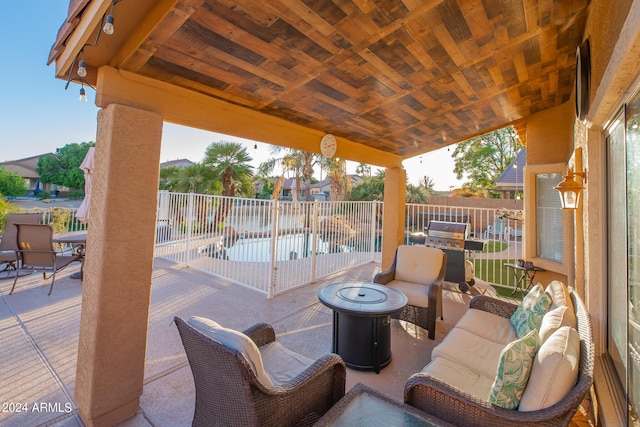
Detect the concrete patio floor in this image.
<box><xmin>0</xmin><ymin>258</ymin><xmax>591</xmax><ymax>426</ymax></box>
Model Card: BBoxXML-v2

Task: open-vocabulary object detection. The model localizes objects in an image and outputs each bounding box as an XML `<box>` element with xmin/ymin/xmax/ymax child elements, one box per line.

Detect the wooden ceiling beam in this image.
<box><xmin>114</xmin><ymin>0</ymin><xmax>203</xmax><ymax>72</ymax></box>
<box><xmin>96</xmin><ymin>66</ymin><xmax>404</xmax><ymax>168</ymax></box>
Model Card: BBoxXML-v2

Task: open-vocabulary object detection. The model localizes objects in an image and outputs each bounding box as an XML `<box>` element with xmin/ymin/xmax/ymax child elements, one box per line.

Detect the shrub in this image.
<box><xmin>69</xmin><ymin>190</ymin><xmax>85</xmax><ymax>200</ymax></box>
<box><xmin>0</xmin><ymin>195</ymin><xmax>19</xmax><ymax>235</ymax></box>
<box><xmin>36</xmin><ymin>191</ymin><xmax>51</xmax><ymax>200</ymax></box>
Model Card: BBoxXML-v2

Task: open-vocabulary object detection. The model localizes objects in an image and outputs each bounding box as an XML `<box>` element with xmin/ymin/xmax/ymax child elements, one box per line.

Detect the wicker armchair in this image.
<box><xmin>404</xmin><ymin>290</ymin><xmax>594</xmax><ymax>427</ymax></box>
<box><xmin>174</xmin><ymin>316</ymin><xmax>346</xmax><ymax>427</ymax></box>
<box><xmin>374</xmin><ymin>245</ymin><xmax>446</xmax><ymax>339</ymax></box>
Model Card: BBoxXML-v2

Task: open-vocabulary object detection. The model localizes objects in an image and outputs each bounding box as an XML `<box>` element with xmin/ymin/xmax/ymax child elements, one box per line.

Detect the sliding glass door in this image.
<box><xmin>606</xmin><ymin>88</ymin><xmax>640</xmax><ymax>425</ymax></box>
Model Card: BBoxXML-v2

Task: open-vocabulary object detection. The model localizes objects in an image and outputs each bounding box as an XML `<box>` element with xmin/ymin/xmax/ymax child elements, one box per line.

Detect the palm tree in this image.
<box><xmin>203</xmin><ymin>141</ymin><xmax>254</xmax><ymax>197</ymax></box>
<box><xmin>349</xmin><ymin>170</ymin><xmax>385</xmax><ymax>201</ymax></box>
<box><xmin>174</xmin><ymin>164</ymin><xmax>220</xmax><ymax>194</ymax></box>
<box><xmin>203</xmin><ymin>141</ymin><xmax>254</xmax><ymax>229</ymax></box>
<box><xmin>259</xmin><ymin>148</ymin><xmax>320</xmax><ymax>201</ymax></box>
<box><xmin>322</xmin><ymin>157</ymin><xmax>351</xmax><ymax>201</ymax></box>
<box><xmin>420</xmin><ymin>176</ymin><xmax>436</xmax><ymax>193</ymax></box>
<box><xmin>355</xmin><ymin>162</ymin><xmax>371</xmax><ymax>177</ymax></box>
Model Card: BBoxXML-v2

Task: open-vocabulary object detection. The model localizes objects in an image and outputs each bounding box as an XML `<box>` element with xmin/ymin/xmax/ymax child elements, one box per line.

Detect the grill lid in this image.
<box><xmin>426</xmin><ymin>221</ymin><xmax>469</xmax><ymax>241</ymax></box>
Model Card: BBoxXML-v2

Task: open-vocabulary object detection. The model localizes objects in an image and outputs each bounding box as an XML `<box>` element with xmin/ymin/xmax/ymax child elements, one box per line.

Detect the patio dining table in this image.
<box><xmin>53</xmin><ymin>231</ymin><xmax>87</xmax><ymax>280</ymax></box>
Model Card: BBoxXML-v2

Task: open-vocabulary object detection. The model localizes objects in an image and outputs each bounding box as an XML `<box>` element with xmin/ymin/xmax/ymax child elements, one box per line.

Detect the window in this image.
<box><xmin>535</xmin><ymin>173</ymin><xmax>564</xmax><ymax>263</ymax></box>
<box><xmin>524</xmin><ymin>163</ymin><xmax>571</xmax><ymax>274</ymax></box>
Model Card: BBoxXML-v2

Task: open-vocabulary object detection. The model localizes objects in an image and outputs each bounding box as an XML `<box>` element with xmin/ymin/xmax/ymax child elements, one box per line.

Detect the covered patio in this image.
<box><xmin>1</xmin><ymin>258</ymin><xmax>554</xmax><ymax>426</ymax></box>
<box><xmin>41</xmin><ymin>0</ymin><xmax>640</xmax><ymax>425</ymax></box>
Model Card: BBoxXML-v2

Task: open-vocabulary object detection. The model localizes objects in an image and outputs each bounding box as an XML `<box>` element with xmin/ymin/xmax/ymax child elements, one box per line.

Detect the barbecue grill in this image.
<box><xmin>409</xmin><ymin>220</ymin><xmax>484</xmax><ymax>292</ymax></box>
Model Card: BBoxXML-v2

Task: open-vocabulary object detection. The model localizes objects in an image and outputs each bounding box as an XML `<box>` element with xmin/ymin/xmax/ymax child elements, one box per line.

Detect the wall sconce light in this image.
<box><xmin>554</xmin><ymin>147</ymin><xmax>587</xmax><ymax>210</ymax></box>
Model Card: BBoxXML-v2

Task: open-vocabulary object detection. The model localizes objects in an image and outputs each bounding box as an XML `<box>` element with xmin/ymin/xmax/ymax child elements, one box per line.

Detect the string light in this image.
<box><xmin>77</xmin><ymin>57</ymin><xmax>87</xmax><ymax>77</ymax></box>
<box><xmin>103</xmin><ymin>14</ymin><xmax>115</xmax><ymax>35</ymax></box>
<box><xmin>65</xmin><ymin>0</ymin><xmax>124</xmax><ymax>102</ymax></box>
<box><xmin>103</xmin><ymin>0</ymin><xmax>120</xmax><ymax>35</ymax></box>
<box><xmin>79</xmin><ymin>85</ymin><xmax>88</xmax><ymax>103</ymax></box>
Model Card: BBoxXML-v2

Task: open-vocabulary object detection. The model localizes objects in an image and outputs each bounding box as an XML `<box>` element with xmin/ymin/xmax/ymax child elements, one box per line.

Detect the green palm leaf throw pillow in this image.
<box><xmin>510</xmin><ymin>283</ymin><xmax>552</xmax><ymax>338</ymax></box>
<box><xmin>488</xmin><ymin>328</ymin><xmax>540</xmax><ymax>409</ymax></box>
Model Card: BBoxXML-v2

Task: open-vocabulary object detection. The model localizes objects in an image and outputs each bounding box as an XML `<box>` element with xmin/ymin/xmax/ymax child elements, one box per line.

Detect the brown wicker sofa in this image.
<box><xmin>404</xmin><ymin>286</ymin><xmax>594</xmax><ymax>426</ymax></box>
<box><xmin>373</xmin><ymin>245</ymin><xmax>446</xmax><ymax>339</ymax></box>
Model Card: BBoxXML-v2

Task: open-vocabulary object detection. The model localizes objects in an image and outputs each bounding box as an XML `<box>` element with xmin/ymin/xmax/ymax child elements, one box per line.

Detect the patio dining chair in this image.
<box><xmin>0</xmin><ymin>213</ymin><xmax>41</xmax><ymax>279</ymax></box>
<box><xmin>10</xmin><ymin>223</ymin><xmax>82</xmax><ymax>295</ymax></box>
<box><xmin>174</xmin><ymin>316</ymin><xmax>346</xmax><ymax>427</ymax></box>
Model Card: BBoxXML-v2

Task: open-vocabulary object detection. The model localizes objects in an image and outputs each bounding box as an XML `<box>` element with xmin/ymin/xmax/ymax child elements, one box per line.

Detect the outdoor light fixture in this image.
<box><xmin>554</xmin><ymin>147</ymin><xmax>586</xmax><ymax>210</ymax></box>
<box><xmin>103</xmin><ymin>0</ymin><xmax>121</xmax><ymax>35</ymax></box>
<box><xmin>65</xmin><ymin>0</ymin><xmax>123</xmax><ymax>102</ymax></box>
<box><xmin>77</xmin><ymin>59</ymin><xmax>87</xmax><ymax>77</ymax></box>
<box><xmin>103</xmin><ymin>14</ymin><xmax>115</xmax><ymax>35</ymax></box>
<box><xmin>79</xmin><ymin>85</ymin><xmax>87</xmax><ymax>103</ymax></box>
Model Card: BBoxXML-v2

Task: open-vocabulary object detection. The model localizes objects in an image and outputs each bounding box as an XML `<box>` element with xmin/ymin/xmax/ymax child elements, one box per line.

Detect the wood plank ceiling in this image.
<box><xmin>52</xmin><ymin>0</ymin><xmax>589</xmax><ymax>158</ymax></box>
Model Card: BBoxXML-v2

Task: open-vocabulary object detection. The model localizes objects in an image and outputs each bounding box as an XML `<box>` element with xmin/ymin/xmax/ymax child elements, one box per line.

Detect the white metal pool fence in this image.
<box><xmin>18</xmin><ymin>194</ymin><xmax>524</xmax><ymax>296</ymax></box>
<box><xmin>154</xmin><ymin>192</ymin><xmax>382</xmax><ymax>297</ymax></box>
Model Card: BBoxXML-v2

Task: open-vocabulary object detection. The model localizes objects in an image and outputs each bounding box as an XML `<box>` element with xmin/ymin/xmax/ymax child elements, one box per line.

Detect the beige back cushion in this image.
<box><xmin>545</xmin><ymin>280</ymin><xmax>575</xmax><ymax>312</ymax></box>
<box><xmin>519</xmin><ymin>326</ymin><xmax>580</xmax><ymax>411</ymax></box>
<box><xmin>539</xmin><ymin>305</ymin><xmax>577</xmax><ymax>343</ymax></box>
<box><xmin>395</xmin><ymin>245</ymin><xmax>444</xmax><ymax>285</ymax></box>
<box><xmin>188</xmin><ymin>316</ymin><xmax>274</xmax><ymax>387</ymax></box>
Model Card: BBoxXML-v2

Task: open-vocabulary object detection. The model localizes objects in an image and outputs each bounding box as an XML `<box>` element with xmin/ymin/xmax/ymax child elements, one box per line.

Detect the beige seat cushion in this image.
<box><xmin>519</xmin><ymin>326</ymin><xmax>580</xmax><ymax>411</ymax></box>
<box><xmin>432</xmin><ymin>328</ymin><xmax>505</xmax><ymax>378</ymax></box>
<box><xmin>386</xmin><ymin>279</ymin><xmax>431</xmax><ymax>307</ymax></box>
<box><xmin>422</xmin><ymin>356</ymin><xmax>495</xmax><ymax>402</ymax></box>
<box><xmin>539</xmin><ymin>305</ymin><xmax>577</xmax><ymax>343</ymax></box>
<box><xmin>259</xmin><ymin>341</ymin><xmax>314</xmax><ymax>386</ymax></box>
<box><xmin>455</xmin><ymin>308</ymin><xmax>518</xmax><ymax>345</ymax></box>
<box><xmin>188</xmin><ymin>316</ymin><xmax>274</xmax><ymax>387</ymax></box>
<box><xmin>395</xmin><ymin>245</ymin><xmax>443</xmax><ymax>286</ymax></box>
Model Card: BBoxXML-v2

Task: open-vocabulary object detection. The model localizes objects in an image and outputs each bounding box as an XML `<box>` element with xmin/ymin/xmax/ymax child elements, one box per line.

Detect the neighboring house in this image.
<box><xmin>160</xmin><ymin>158</ymin><xmax>195</xmax><ymax>168</ymax></box>
<box><xmin>311</xmin><ymin>175</ymin><xmax>363</xmax><ymax>200</ymax></box>
<box><xmin>494</xmin><ymin>148</ymin><xmax>526</xmax><ymax>199</ymax></box>
<box><xmin>0</xmin><ymin>154</ymin><xmax>62</xmax><ymax>196</ymax></box>
<box><xmin>280</xmin><ymin>178</ymin><xmax>308</xmax><ymax>200</ymax></box>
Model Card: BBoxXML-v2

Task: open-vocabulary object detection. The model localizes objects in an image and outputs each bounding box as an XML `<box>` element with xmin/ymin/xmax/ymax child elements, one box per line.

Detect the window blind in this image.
<box><xmin>536</xmin><ymin>173</ymin><xmax>563</xmax><ymax>263</ymax></box>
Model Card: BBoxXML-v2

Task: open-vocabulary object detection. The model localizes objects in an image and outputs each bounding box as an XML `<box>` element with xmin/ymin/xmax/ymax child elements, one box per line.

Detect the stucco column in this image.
<box><xmin>382</xmin><ymin>167</ymin><xmax>406</xmax><ymax>269</ymax></box>
<box><xmin>75</xmin><ymin>104</ymin><xmax>162</xmax><ymax>427</ymax></box>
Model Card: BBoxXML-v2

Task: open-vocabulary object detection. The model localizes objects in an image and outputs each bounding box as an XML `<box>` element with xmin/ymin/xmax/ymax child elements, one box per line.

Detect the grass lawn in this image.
<box><xmin>482</xmin><ymin>240</ymin><xmax>509</xmax><ymax>253</ymax></box>
<box><xmin>474</xmin><ymin>258</ymin><xmax>523</xmax><ymax>301</ymax></box>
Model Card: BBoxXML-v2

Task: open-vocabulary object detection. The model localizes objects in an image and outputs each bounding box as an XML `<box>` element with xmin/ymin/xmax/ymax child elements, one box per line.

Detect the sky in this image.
<box><xmin>0</xmin><ymin>1</ymin><xmax>464</xmax><ymax>191</ymax></box>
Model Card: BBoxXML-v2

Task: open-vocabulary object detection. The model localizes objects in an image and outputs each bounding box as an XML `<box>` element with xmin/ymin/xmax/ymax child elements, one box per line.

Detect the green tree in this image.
<box><xmin>203</xmin><ymin>141</ymin><xmax>254</xmax><ymax>197</ymax></box>
<box><xmin>0</xmin><ymin>195</ymin><xmax>19</xmax><ymax>234</ymax></box>
<box><xmin>349</xmin><ymin>170</ymin><xmax>429</xmax><ymax>203</ymax></box>
<box><xmin>349</xmin><ymin>170</ymin><xmax>386</xmax><ymax>201</ymax></box>
<box><xmin>419</xmin><ymin>176</ymin><xmax>436</xmax><ymax>192</ymax></box>
<box><xmin>159</xmin><ymin>166</ymin><xmax>181</xmax><ymax>191</ymax></box>
<box><xmin>452</xmin><ymin>127</ymin><xmax>523</xmax><ymax>196</ymax></box>
<box><xmin>170</xmin><ymin>164</ymin><xmax>221</xmax><ymax>194</ymax></box>
<box><xmin>0</xmin><ymin>167</ymin><xmax>27</xmax><ymax>197</ymax></box>
<box><xmin>37</xmin><ymin>142</ymin><xmax>95</xmax><ymax>189</ymax></box>
<box><xmin>406</xmin><ymin>183</ymin><xmax>429</xmax><ymax>203</ymax></box>
<box><xmin>355</xmin><ymin>162</ymin><xmax>371</xmax><ymax>177</ymax></box>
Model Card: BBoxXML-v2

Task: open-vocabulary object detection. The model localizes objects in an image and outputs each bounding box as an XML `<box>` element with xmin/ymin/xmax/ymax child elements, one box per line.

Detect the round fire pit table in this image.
<box><xmin>318</xmin><ymin>282</ymin><xmax>408</xmax><ymax>373</ymax></box>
